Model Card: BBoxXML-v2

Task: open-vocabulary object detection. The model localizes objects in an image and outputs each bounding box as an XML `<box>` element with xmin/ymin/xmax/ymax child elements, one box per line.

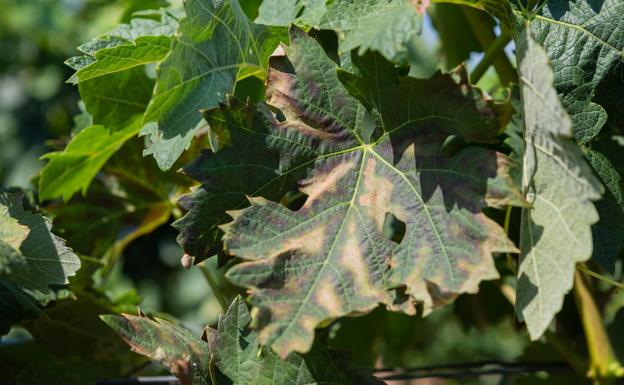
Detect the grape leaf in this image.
<box><xmin>0</xmin><ymin>190</ymin><xmax>81</xmax><ymax>301</ymax></box>
<box><xmin>528</xmin><ymin>0</ymin><xmax>624</xmax><ymax>270</ymax></box>
<box><xmin>39</xmin><ymin>117</ymin><xmax>143</xmax><ymax>202</ymax></box>
<box><xmin>220</xmin><ymin>27</ymin><xmax>524</xmax><ymax>356</ymax></box>
<box><xmin>67</xmin><ymin>13</ymin><xmax>177</xmax><ymax>130</ymax></box>
<box><xmin>257</xmin><ymin>0</ymin><xmax>423</xmax><ymax>63</ymax></box>
<box><xmin>141</xmin><ymin>0</ymin><xmax>285</xmax><ymax>170</ymax></box>
<box><xmin>173</xmin><ymin>98</ymin><xmax>306</xmax><ymax>263</ymax></box>
<box><xmin>67</xmin><ymin>14</ymin><xmax>177</xmax><ymax>83</ymax></box>
<box><xmin>432</xmin><ymin>0</ymin><xmax>515</xmax><ymax>29</ymax></box>
<box><xmin>530</xmin><ymin>0</ymin><xmax>623</xmax><ymax>145</ymax></box>
<box><xmin>102</xmin><ymin>313</ymin><xmax>212</xmax><ymax>385</ymax></box>
<box><xmin>515</xmin><ymin>29</ymin><xmax>603</xmax><ymax>339</ymax></box>
<box><xmin>206</xmin><ymin>296</ymin><xmax>383</xmax><ymax>385</ymax></box>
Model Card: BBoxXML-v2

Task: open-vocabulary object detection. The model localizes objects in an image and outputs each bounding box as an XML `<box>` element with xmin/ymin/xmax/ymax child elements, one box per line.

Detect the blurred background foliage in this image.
<box><xmin>0</xmin><ymin>1</ymin><xmax>607</xmax><ymax>384</ymax></box>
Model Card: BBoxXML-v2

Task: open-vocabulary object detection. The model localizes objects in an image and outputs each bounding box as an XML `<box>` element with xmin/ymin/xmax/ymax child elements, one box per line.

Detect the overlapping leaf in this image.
<box><xmin>528</xmin><ymin>0</ymin><xmax>624</xmax><ymax>268</ymax></box>
<box><xmin>0</xmin><ymin>190</ymin><xmax>80</xmax><ymax>334</ymax></box>
<box><xmin>39</xmin><ymin>117</ymin><xmax>143</xmax><ymax>202</ymax></box>
<box><xmin>257</xmin><ymin>0</ymin><xmax>424</xmax><ymax>63</ymax></box>
<box><xmin>103</xmin><ymin>313</ymin><xmax>212</xmax><ymax>385</ymax></box>
<box><xmin>515</xmin><ymin>29</ymin><xmax>603</xmax><ymax>339</ymax></box>
<box><xmin>0</xmin><ymin>190</ymin><xmax>81</xmax><ymax>301</ymax></box>
<box><xmin>215</xmin><ymin>28</ymin><xmax>524</xmax><ymax>356</ymax></box>
<box><xmin>173</xmin><ymin>98</ymin><xmax>307</xmax><ymax>263</ymax></box>
<box><xmin>67</xmin><ymin>13</ymin><xmax>177</xmax><ymax>130</ymax></box>
<box><xmin>141</xmin><ymin>0</ymin><xmax>285</xmax><ymax>170</ymax></box>
<box><xmin>206</xmin><ymin>296</ymin><xmax>383</xmax><ymax>385</ymax></box>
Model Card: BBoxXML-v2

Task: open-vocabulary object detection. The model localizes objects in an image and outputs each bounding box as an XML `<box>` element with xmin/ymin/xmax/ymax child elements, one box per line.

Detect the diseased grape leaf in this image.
<box><xmin>39</xmin><ymin>117</ymin><xmax>143</xmax><ymax>202</ymax></box>
<box><xmin>218</xmin><ymin>27</ymin><xmax>524</xmax><ymax>356</ymax></box>
<box><xmin>173</xmin><ymin>98</ymin><xmax>306</xmax><ymax>263</ymax></box>
<box><xmin>515</xmin><ymin>29</ymin><xmax>603</xmax><ymax>340</ymax></box>
<box><xmin>102</xmin><ymin>313</ymin><xmax>214</xmax><ymax>385</ymax></box>
<box><xmin>206</xmin><ymin>296</ymin><xmax>383</xmax><ymax>385</ymax></box>
<box><xmin>141</xmin><ymin>0</ymin><xmax>285</xmax><ymax>170</ymax></box>
<box><xmin>527</xmin><ymin>0</ymin><xmax>624</xmax><ymax>270</ymax></box>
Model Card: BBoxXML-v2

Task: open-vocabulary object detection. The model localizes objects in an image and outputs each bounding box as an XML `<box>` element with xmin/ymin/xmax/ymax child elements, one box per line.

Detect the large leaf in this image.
<box><xmin>219</xmin><ymin>28</ymin><xmax>524</xmax><ymax>356</ymax></box>
<box><xmin>39</xmin><ymin>117</ymin><xmax>143</xmax><ymax>202</ymax></box>
<box><xmin>102</xmin><ymin>313</ymin><xmax>212</xmax><ymax>385</ymax></box>
<box><xmin>515</xmin><ymin>29</ymin><xmax>603</xmax><ymax>340</ymax></box>
<box><xmin>206</xmin><ymin>296</ymin><xmax>383</xmax><ymax>384</ymax></box>
<box><xmin>141</xmin><ymin>0</ymin><xmax>285</xmax><ymax>170</ymax></box>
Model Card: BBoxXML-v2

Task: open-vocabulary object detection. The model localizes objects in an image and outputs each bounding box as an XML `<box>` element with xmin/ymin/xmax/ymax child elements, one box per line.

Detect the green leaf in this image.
<box><xmin>206</xmin><ymin>296</ymin><xmax>382</xmax><ymax>384</ymax></box>
<box><xmin>102</xmin><ymin>313</ymin><xmax>213</xmax><ymax>385</ymax></box>
<box><xmin>258</xmin><ymin>0</ymin><xmax>424</xmax><ymax>63</ymax></box>
<box><xmin>142</xmin><ymin>0</ymin><xmax>285</xmax><ymax>170</ymax></box>
<box><xmin>173</xmin><ymin>97</ymin><xmax>305</xmax><ymax>263</ymax></box>
<box><xmin>67</xmin><ymin>13</ymin><xmax>177</xmax><ymax>130</ymax></box>
<box><xmin>220</xmin><ymin>28</ymin><xmax>523</xmax><ymax>356</ymax></box>
<box><xmin>69</xmin><ymin>16</ymin><xmax>176</xmax><ymax>83</ymax></box>
<box><xmin>0</xmin><ymin>190</ymin><xmax>81</xmax><ymax>301</ymax></box>
<box><xmin>39</xmin><ymin>117</ymin><xmax>143</xmax><ymax>202</ymax></box>
<box><xmin>432</xmin><ymin>0</ymin><xmax>515</xmax><ymax>29</ymax></box>
<box><xmin>529</xmin><ymin>0</ymin><xmax>624</xmax><ymax>145</ymax></box>
<box><xmin>515</xmin><ymin>29</ymin><xmax>603</xmax><ymax>340</ymax></box>
<box><xmin>526</xmin><ymin>0</ymin><xmax>624</xmax><ymax>271</ymax></box>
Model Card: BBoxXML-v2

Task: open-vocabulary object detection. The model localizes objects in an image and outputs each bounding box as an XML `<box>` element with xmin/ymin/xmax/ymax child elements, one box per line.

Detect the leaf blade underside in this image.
<box><xmin>515</xmin><ymin>28</ymin><xmax>603</xmax><ymax>340</ymax></box>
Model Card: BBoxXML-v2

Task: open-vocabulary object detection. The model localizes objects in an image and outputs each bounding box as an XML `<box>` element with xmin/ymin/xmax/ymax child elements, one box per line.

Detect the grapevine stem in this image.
<box><xmin>199</xmin><ymin>262</ymin><xmax>228</xmax><ymax>313</ymax></box>
<box><xmin>579</xmin><ymin>265</ymin><xmax>624</xmax><ymax>290</ymax></box>
<box><xmin>503</xmin><ymin>205</ymin><xmax>517</xmax><ymax>274</ymax></box>
<box><xmin>462</xmin><ymin>9</ymin><xmax>517</xmax><ymax>85</ymax></box>
<box><xmin>573</xmin><ymin>269</ymin><xmax>624</xmax><ymax>383</ymax></box>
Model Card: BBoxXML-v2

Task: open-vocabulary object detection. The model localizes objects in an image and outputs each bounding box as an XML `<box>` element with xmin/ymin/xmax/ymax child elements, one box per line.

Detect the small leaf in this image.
<box><xmin>39</xmin><ymin>117</ymin><xmax>143</xmax><ymax>202</ymax></box>
<box><xmin>206</xmin><ymin>296</ymin><xmax>383</xmax><ymax>384</ymax></box>
<box><xmin>515</xmin><ymin>29</ymin><xmax>603</xmax><ymax>339</ymax></box>
<box><xmin>102</xmin><ymin>313</ymin><xmax>212</xmax><ymax>385</ymax></box>
<box><xmin>0</xmin><ymin>190</ymin><xmax>81</xmax><ymax>302</ymax></box>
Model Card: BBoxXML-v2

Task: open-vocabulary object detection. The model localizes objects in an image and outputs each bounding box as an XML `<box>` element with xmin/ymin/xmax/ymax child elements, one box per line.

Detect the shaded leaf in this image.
<box><xmin>206</xmin><ymin>296</ymin><xmax>383</xmax><ymax>384</ymax></box>
<box><xmin>0</xmin><ymin>190</ymin><xmax>81</xmax><ymax>302</ymax></box>
<box><xmin>102</xmin><ymin>313</ymin><xmax>212</xmax><ymax>385</ymax></box>
<box><xmin>142</xmin><ymin>0</ymin><xmax>285</xmax><ymax>170</ymax></box>
<box><xmin>173</xmin><ymin>97</ymin><xmax>306</xmax><ymax>263</ymax></box>
<box><xmin>432</xmin><ymin>0</ymin><xmax>515</xmax><ymax>28</ymax></box>
<box><xmin>515</xmin><ymin>29</ymin><xmax>602</xmax><ymax>339</ymax></box>
<box><xmin>220</xmin><ymin>28</ymin><xmax>523</xmax><ymax>356</ymax></box>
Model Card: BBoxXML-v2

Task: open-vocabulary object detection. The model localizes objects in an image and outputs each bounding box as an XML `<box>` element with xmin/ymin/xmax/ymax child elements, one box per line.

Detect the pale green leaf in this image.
<box><xmin>39</xmin><ymin>118</ymin><xmax>143</xmax><ymax>202</ymax></box>
<box><xmin>515</xmin><ymin>29</ymin><xmax>603</xmax><ymax>339</ymax></box>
